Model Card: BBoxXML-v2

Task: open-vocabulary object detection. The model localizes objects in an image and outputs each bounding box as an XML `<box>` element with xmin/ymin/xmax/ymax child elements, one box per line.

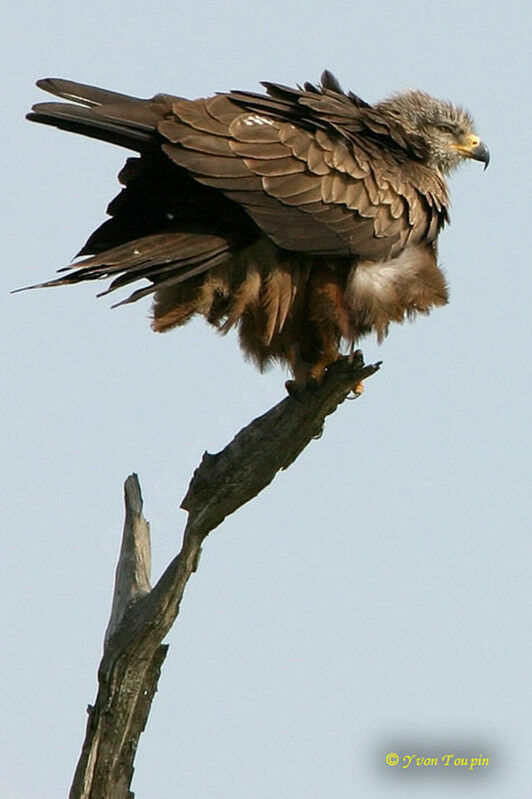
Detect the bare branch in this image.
<box><xmin>105</xmin><ymin>475</ymin><xmax>151</xmax><ymax>644</ymax></box>
<box><xmin>69</xmin><ymin>353</ymin><xmax>380</xmax><ymax>798</ymax></box>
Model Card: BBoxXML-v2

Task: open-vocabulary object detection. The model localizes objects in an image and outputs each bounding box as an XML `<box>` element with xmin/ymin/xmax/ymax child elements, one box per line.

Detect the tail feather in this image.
<box><xmin>22</xmin><ymin>77</ymin><xmax>263</xmax><ymax>329</ymax></box>
<box><xmin>27</xmin><ymin>78</ymin><xmax>167</xmax><ymax>151</ymax></box>
<box><xmin>113</xmin><ymin>250</ymin><xmax>232</xmax><ymax>307</ymax></box>
<box><xmin>35</xmin><ymin>77</ymin><xmax>144</xmax><ymax>107</ymax></box>
<box><xmin>17</xmin><ymin>231</ymin><xmax>235</xmax><ymax>307</ymax></box>
<box><xmin>27</xmin><ymin>102</ymin><xmax>155</xmax><ymax>149</ymax></box>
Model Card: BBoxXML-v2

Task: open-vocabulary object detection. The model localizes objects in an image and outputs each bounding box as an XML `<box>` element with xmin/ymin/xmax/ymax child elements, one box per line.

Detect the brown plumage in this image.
<box><xmin>25</xmin><ymin>71</ymin><xmax>489</xmax><ymax>385</ymax></box>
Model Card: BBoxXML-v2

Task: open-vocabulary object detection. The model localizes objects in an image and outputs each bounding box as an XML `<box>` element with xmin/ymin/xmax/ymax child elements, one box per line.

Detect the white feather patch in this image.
<box><xmin>346</xmin><ymin>247</ymin><xmax>424</xmax><ymax>304</ymax></box>
<box><xmin>242</xmin><ymin>114</ymin><xmax>275</xmax><ymax>127</ymax></box>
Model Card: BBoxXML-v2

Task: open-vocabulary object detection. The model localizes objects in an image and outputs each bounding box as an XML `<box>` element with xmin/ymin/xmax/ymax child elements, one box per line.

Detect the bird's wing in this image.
<box><xmin>159</xmin><ymin>84</ymin><xmax>449</xmax><ymax>260</ymax></box>
<box><xmin>28</xmin><ymin>76</ymin><xmax>449</xmax><ymax>264</ymax></box>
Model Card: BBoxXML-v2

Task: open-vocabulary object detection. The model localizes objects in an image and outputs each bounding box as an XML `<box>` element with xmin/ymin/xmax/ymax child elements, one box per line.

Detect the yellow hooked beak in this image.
<box><xmin>455</xmin><ymin>134</ymin><xmax>490</xmax><ymax>169</ymax></box>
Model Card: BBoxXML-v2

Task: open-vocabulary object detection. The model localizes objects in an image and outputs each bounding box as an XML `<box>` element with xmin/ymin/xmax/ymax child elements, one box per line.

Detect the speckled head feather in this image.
<box><xmin>375</xmin><ymin>90</ymin><xmax>480</xmax><ymax>173</ymax></box>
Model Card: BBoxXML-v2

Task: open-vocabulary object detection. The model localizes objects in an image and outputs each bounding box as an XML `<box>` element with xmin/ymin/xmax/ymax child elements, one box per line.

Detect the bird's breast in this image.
<box><xmin>343</xmin><ymin>244</ymin><xmax>448</xmax><ymax>340</ymax></box>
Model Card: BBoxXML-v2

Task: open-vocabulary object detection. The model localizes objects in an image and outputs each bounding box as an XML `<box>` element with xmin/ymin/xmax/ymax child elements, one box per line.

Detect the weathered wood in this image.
<box><xmin>105</xmin><ymin>475</ymin><xmax>151</xmax><ymax>644</ymax></box>
<box><xmin>70</xmin><ymin>477</ymin><xmax>168</xmax><ymax>799</ymax></box>
<box><xmin>69</xmin><ymin>353</ymin><xmax>380</xmax><ymax>798</ymax></box>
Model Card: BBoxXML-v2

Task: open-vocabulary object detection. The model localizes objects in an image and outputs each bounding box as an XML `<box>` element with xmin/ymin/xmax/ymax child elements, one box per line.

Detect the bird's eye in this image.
<box><xmin>436</xmin><ymin>123</ymin><xmax>455</xmax><ymax>134</ymax></box>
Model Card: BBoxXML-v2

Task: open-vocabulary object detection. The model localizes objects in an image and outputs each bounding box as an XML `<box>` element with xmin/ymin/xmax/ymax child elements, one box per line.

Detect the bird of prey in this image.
<box><xmin>26</xmin><ymin>71</ymin><xmax>489</xmax><ymax>388</ymax></box>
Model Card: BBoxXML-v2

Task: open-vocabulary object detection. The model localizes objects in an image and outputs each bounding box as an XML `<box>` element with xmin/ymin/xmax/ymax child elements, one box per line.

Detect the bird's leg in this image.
<box><xmin>307</xmin><ymin>344</ymin><xmax>341</xmax><ymax>382</ymax></box>
<box><xmin>346</xmin><ymin>348</ymin><xmax>365</xmax><ymax>396</ymax></box>
<box><xmin>285</xmin><ymin>343</ymin><xmax>314</xmax><ymax>395</ymax></box>
<box><xmin>285</xmin><ymin>341</ymin><xmax>340</xmax><ymax>395</ymax></box>
<box><xmin>285</xmin><ymin>267</ymin><xmax>348</xmax><ymax>394</ymax></box>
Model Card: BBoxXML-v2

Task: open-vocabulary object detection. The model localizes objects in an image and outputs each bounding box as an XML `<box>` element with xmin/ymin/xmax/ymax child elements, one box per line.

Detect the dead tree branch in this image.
<box><xmin>69</xmin><ymin>352</ymin><xmax>381</xmax><ymax>798</ymax></box>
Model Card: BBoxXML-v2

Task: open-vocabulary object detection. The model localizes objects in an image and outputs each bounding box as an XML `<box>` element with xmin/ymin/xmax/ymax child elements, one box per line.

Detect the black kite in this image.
<box><xmin>26</xmin><ymin>71</ymin><xmax>489</xmax><ymax>388</ymax></box>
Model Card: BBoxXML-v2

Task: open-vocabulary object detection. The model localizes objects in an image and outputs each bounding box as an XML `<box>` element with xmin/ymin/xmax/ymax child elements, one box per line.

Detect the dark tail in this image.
<box><xmin>26</xmin><ymin>78</ymin><xmax>165</xmax><ymax>151</ymax></box>
<box><xmin>22</xmin><ymin>79</ymin><xmax>258</xmax><ymax>312</ymax></box>
<box><xmin>16</xmin><ymin>230</ymin><xmax>235</xmax><ymax>306</ymax></box>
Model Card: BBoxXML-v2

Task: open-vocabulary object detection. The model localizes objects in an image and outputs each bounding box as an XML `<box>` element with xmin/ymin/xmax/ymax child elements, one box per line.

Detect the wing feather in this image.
<box><xmin>167</xmin><ymin>98</ymin><xmax>228</xmax><ymax>136</ymax></box>
<box><xmin>154</xmin><ymin>89</ymin><xmax>449</xmax><ymax>259</ymax></box>
<box><xmin>229</xmin><ymin>141</ymin><xmax>291</xmax><ymax>160</ymax></box>
<box><xmin>242</xmin><ymin>156</ymin><xmax>305</xmax><ymax>177</ymax></box>
<box><xmin>36</xmin><ymin>80</ymin><xmax>448</xmax><ymax>261</ymax></box>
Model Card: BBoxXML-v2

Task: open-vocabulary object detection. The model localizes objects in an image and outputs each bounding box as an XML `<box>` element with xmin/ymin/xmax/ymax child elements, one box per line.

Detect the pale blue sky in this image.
<box><xmin>2</xmin><ymin>1</ymin><xmax>531</xmax><ymax>796</ymax></box>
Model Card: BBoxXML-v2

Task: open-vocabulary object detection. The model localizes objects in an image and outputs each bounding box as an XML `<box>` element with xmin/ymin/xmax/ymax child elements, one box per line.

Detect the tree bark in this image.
<box><xmin>69</xmin><ymin>352</ymin><xmax>380</xmax><ymax>798</ymax></box>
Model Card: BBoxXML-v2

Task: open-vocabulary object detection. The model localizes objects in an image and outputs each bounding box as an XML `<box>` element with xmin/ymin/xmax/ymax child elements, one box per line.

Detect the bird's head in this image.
<box><xmin>376</xmin><ymin>90</ymin><xmax>489</xmax><ymax>175</ymax></box>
